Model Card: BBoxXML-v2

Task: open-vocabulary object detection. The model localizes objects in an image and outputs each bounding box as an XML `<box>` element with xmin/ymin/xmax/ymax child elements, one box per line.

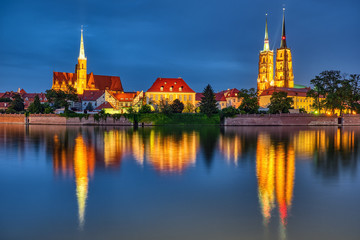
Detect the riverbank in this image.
<box><xmin>2</xmin><ymin>113</ymin><xmax>360</xmax><ymax>126</ymax></box>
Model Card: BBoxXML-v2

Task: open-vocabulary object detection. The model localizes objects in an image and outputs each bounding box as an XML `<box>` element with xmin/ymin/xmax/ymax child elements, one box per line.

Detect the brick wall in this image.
<box><xmin>28</xmin><ymin>114</ymin><xmax>132</xmax><ymax>126</ymax></box>
<box><xmin>225</xmin><ymin>114</ymin><xmax>338</xmax><ymax>126</ymax></box>
<box><xmin>0</xmin><ymin>114</ymin><xmax>25</xmax><ymax>124</ymax></box>
<box><xmin>342</xmin><ymin>114</ymin><xmax>360</xmax><ymax>126</ymax></box>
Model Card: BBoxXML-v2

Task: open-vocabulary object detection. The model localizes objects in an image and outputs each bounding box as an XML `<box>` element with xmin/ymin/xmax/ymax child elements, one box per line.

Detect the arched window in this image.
<box><xmin>160</xmin><ymin>86</ymin><xmax>164</xmax><ymax>91</ymax></box>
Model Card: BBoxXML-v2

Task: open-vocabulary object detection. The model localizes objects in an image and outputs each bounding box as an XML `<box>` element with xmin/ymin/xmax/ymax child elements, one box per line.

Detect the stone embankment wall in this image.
<box><xmin>342</xmin><ymin>114</ymin><xmax>360</xmax><ymax>126</ymax></box>
<box><xmin>225</xmin><ymin>114</ymin><xmax>339</xmax><ymax>126</ymax></box>
<box><xmin>0</xmin><ymin>114</ymin><xmax>25</xmax><ymax>124</ymax></box>
<box><xmin>0</xmin><ymin>114</ymin><xmax>132</xmax><ymax>126</ymax></box>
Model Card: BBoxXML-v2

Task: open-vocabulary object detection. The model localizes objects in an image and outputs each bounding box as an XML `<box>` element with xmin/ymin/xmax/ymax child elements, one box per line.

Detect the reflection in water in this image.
<box><xmin>1</xmin><ymin>125</ymin><xmax>359</xmax><ymax>236</ymax></box>
<box><xmin>256</xmin><ymin>133</ymin><xmax>295</xmax><ymax>239</ymax></box>
<box><xmin>74</xmin><ymin>136</ymin><xmax>93</xmax><ymax>229</ymax></box>
<box><xmin>145</xmin><ymin>130</ymin><xmax>198</xmax><ymax>173</ymax></box>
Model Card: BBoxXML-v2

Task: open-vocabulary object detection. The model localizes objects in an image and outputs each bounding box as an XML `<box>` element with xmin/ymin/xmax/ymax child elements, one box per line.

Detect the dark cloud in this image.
<box><xmin>0</xmin><ymin>0</ymin><xmax>359</xmax><ymax>92</ymax></box>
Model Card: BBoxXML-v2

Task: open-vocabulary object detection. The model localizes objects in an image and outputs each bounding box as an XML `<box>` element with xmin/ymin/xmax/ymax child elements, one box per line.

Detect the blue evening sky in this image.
<box><xmin>0</xmin><ymin>0</ymin><xmax>359</xmax><ymax>93</ymax></box>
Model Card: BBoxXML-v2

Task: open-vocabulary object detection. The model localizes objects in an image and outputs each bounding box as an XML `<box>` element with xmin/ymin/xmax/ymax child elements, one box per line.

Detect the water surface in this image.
<box><xmin>0</xmin><ymin>125</ymin><xmax>359</xmax><ymax>240</ymax></box>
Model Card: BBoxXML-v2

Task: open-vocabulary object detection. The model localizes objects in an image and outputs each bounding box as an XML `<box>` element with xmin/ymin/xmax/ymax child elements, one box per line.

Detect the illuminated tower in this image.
<box><xmin>76</xmin><ymin>26</ymin><xmax>87</xmax><ymax>95</ymax></box>
<box><xmin>257</xmin><ymin>14</ymin><xmax>274</xmax><ymax>95</ymax></box>
<box><xmin>274</xmin><ymin>9</ymin><xmax>294</xmax><ymax>88</ymax></box>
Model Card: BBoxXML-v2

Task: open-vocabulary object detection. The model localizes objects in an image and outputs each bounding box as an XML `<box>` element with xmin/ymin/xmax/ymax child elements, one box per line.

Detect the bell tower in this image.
<box><xmin>274</xmin><ymin>9</ymin><xmax>294</xmax><ymax>88</ymax></box>
<box><xmin>257</xmin><ymin>14</ymin><xmax>274</xmax><ymax>95</ymax></box>
<box><xmin>76</xmin><ymin>26</ymin><xmax>87</xmax><ymax>95</ymax></box>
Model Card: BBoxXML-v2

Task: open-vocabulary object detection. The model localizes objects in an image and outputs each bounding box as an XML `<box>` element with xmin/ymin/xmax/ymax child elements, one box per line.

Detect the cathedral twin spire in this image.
<box><xmin>257</xmin><ymin>9</ymin><xmax>294</xmax><ymax>93</ymax></box>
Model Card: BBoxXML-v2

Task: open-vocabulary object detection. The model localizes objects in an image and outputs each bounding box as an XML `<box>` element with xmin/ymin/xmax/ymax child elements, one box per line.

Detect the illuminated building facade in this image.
<box><xmin>274</xmin><ymin>9</ymin><xmax>294</xmax><ymax>88</ymax></box>
<box><xmin>257</xmin><ymin>15</ymin><xmax>274</xmax><ymax>95</ymax></box>
<box><xmin>145</xmin><ymin>78</ymin><xmax>196</xmax><ymax>107</ymax></box>
<box><xmin>52</xmin><ymin>27</ymin><xmax>123</xmax><ymax>95</ymax></box>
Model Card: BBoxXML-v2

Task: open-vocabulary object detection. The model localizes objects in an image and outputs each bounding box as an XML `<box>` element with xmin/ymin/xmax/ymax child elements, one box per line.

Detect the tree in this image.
<box><xmin>170</xmin><ymin>99</ymin><xmax>184</xmax><ymax>113</ymax></box>
<box><xmin>238</xmin><ymin>88</ymin><xmax>259</xmax><ymax>114</ymax></box>
<box><xmin>85</xmin><ymin>102</ymin><xmax>94</xmax><ymax>111</ymax></box>
<box><xmin>159</xmin><ymin>99</ymin><xmax>172</xmax><ymax>114</ymax></box>
<box><xmin>45</xmin><ymin>86</ymin><xmax>78</xmax><ymax>112</ymax></box>
<box><xmin>28</xmin><ymin>95</ymin><xmax>44</xmax><ymax>114</ymax></box>
<box><xmin>220</xmin><ymin>106</ymin><xmax>239</xmax><ymax>118</ymax></box>
<box><xmin>183</xmin><ymin>102</ymin><xmax>195</xmax><ymax>113</ymax></box>
<box><xmin>139</xmin><ymin>104</ymin><xmax>152</xmax><ymax>113</ymax></box>
<box><xmin>199</xmin><ymin>84</ymin><xmax>218</xmax><ymax>117</ymax></box>
<box><xmin>308</xmin><ymin>71</ymin><xmax>360</xmax><ymax>115</ymax></box>
<box><xmin>7</xmin><ymin>94</ymin><xmax>24</xmax><ymax>113</ymax></box>
<box><xmin>268</xmin><ymin>91</ymin><xmax>294</xmax><ymax>114</ymax></box>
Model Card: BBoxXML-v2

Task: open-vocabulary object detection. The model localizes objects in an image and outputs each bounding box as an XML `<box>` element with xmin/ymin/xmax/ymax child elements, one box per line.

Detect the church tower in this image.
<box><xmin>274</xmin><ymin>9</ymin><xmax>294</xmax><ymax>88</ymax></box>
<box><xmin>257</xmin><ymin>14</ymin><xmax>274</xmax><ymax>95</ymax></box>
<box><xmin>76</xmin><ymin>26</ymin><xmax>87</xmax><ymax>95</ymax></box>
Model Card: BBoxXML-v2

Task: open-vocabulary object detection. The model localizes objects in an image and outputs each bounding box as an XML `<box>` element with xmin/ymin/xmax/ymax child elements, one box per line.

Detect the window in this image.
<box><xmin>155</xmin><ymin>95</ymin><xmax>158</xmax><ymax>101</ymax></box>
<box><xmin>179</xmin><ymin>87</ymin><xmax>183</xmax><ymax>91</ymax></box>
<box><xmin>179</xmin><ymin>95</ymin><xmax>182</xmax><ymax>101</ymax></box>
<box><xmin>160</xmin><ymin>86</ymin><xmax>164</xmax><ymax>91</ymax></box>
<box><xmin>170</xmin><ymin>86</ymin><xmax>173</xmax><ymax>91</ymax></box>
<box><xmin>170</xmin><ymin>95</ymin><xmax>173</xmax><ymax>101</ymax></box>
<box><xmin>188</xmin><ymin>95</ymin><xmax>192</xmax><ymax>101</ymax></box>
<box><xmin>184</xmin><ymin>95</ymin><xmax>187</xmax><ymax>101</ymax></box>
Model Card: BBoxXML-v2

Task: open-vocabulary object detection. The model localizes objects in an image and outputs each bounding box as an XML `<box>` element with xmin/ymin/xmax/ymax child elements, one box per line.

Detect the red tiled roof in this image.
<box><xmin>0</xmin><ymin>93</ymin><xmax>5</xmax><ymax>98</ymax></box>
<box><xmin>110</xmin><ymin>91</ymin><xmax>137</xmax><ymax>102</ymax></box>
<box><xmin>95</xmin><ymin>101</ymin><xmax>115</xmax><ymax>110</ymax></box>
<box><xmin>195</xmin><ymin>92</ymin><xmax>226</xmax><ymax>102</ymax></box>
<box><xmin>0</xmin><ymin>91</ymin><xmax>47</xmax><ymax>102</ymax></box>
<box><xmin>146</xmin><ymin>78</ymin><xmax>195</xmax><ymax>93</ymax></box>
<box><xmin>259</xmin><ymin>87</ymin><xmax>313</xmax><ymax>97</ymax></box>
<box><xmin>215</xmin><ymin>93</ymin><xmax>226</xmax><ymax>101</ymax></box>
<box><xmin>218</xmin><ymin>88</ymin><xmax>240</xmax><ymax>98</ymax></box>
<box><xmin>80</xmin><ymin>90</ymin><xmax>105</xmax><ymax>101</ymax></box>
<box><xmin>53</xmin><ymin>72</ymin><xmax>123</xmax><ymax>92</ymax></box>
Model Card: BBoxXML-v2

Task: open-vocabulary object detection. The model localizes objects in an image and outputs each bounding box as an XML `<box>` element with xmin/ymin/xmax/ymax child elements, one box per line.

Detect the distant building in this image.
<box><xmin>51</xmin><ymin>27</ymin><xmax>123</xmax><ymax>95</ymax></box>
<box><xmin>0</xmin><ymin>88</ymin><xmax>47</xmax><ymax>110</ymax></box>
<box><xmin>259</xmin><ymin>87</ymin><xmax>320</xmax><ymax>112</ymax></box>
<box><xmin>195</xmin><ymin>88</ymin><xmax>240</xmax><ymax>110</ymax></box>
<box><xmin>257</xmin><ymin>10</ymin><xmax>315</xmax><ymax>112</ymax></box>
<box><xmin>145</xmin><ymin>78</ymin><xmax>196</xmax><ymax>108</ymax></box>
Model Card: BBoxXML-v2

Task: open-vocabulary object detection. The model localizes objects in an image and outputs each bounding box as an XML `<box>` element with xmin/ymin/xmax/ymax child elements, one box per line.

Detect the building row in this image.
<box><xmin>1</xmin><ymin>12</ymin><xmax>318</xmax><ymax>113</ymax></box>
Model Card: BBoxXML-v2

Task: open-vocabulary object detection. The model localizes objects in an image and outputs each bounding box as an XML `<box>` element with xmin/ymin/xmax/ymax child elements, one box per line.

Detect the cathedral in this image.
<box><xmin>257</xmin><ymin>10</ymin><xmax>315</xmax><ymax>112</ymax></box>
<box><xmin>51</xmin><ymin>27</ymin><xmax>123</xmax><ymax>95</ymax></box>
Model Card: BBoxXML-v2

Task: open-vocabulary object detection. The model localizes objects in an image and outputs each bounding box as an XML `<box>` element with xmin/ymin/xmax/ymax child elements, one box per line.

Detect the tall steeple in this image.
<box><xmin>263</xmin><ymin>14</ymin><xmax>270</xmax><ymax>51</ymax></box>
<box><xmin>79</xmin><ymin>26</ymin><xmax>86</xmax><ymax>60</ymax></box>
<box><xmin>77</xmin><ymin>26</ymin><xmax>88</xmax><ymax>94</ymax></box>
<box><xmin>257</xmin><ymin>13</ymin><xmax>274</xmax><ymax>95</ymax></box>
<box><xmin>280</xmin><ymin>8</ymin><xmax>287</xmax><ymax>49</ymax></box>
<box><xmin>274</xmin><ymin>8</ymin><xmax>294</xmax><ymax>88</ymax></box>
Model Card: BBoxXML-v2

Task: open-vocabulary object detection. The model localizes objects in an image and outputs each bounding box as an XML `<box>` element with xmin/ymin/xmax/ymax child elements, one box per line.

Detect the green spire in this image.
<box><xmin>280</xmin><ymin>8</ymin><xmax>287</xmax><ymax>49</ymax></box>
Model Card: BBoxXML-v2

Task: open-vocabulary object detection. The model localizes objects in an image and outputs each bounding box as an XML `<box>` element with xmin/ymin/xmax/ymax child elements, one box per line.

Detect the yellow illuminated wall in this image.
<box><xmin>274</xmin><ymin>48</ymin><xmax>294</xmax><ymax>88</ymax></box>
<box><xmin>257</xmin><ymin>51</ymin><xmax>274</xmax><ymax>95</ymax></box>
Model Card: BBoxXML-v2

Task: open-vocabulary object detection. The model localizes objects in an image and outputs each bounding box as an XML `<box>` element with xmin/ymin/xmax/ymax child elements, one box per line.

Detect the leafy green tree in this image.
<box><xmin>45</xmin><ymin>86</ymin><xmax>78</xmax><ymax>112</ymax></box>
<box><xmin>308</xmin><ymin>71</ymin><xmax>360</xmax><ymax>115</ymax></box>
<box><xmin>43</xmin><ymin>103</ymin><xmax>54</xmax><ymax>114</ymax></box>
<box><xmin>199</xmin><ymin>84</ymin><xmax>218</xmax><ymax>117</ymax></box>
<box><xmin>220</xmin><ymin>106</ymin><xmax>239</xmax><ymax>118</ymax></box>
<box><xmin>268</xmin><ymin>91</ymin><xmax>294</xmax><ymax>114</ymax></box>
<box><xmin>170</xmin><ymin>99</ymin><xmax>184</xmax><ymax>113</ymax></box>
<box><xmin>183</xmin><ymin>102</ymin><xmax>195</xmax><ymax>113</ymax></box>
<box><xmin>238</xmin><ymin>88</ymin><xmax>259</xmax><ymax>114</ymax></box>
<box><xmin>28</xmin><ymin>95</ymin><xmax>44</xmax><ymax>114</ymax></box>
<box><xmin>159</xmin><ymin>99</ymin><xmax>172</xmax><ymax>114</ymax></box>
<box><xmin>0</xmin><ymin>98</ymin><xmax>11</xmax><ymax>102</ymax></box>
<box><xmin>85</xmin><ymin>102</ymin><xmax>94</xmax><ymax>111</ymax></box>
<box><xmin>139</xmin><ymin>104</ymin><xmax>152</xmax><ymax>113</ymax></box>
<box><xmin>7</xmin><ymin>94</ymin><xmax>24</xmax><ymax>113</ymax></box>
